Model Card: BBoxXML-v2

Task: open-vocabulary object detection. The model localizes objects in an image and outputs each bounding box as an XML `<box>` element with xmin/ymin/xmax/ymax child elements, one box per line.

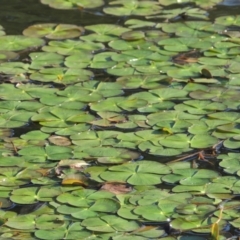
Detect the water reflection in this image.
<box><xmin>221</xmin><ymin>0</ymin><xmax>240</xmax><ymax>6</ymax></box>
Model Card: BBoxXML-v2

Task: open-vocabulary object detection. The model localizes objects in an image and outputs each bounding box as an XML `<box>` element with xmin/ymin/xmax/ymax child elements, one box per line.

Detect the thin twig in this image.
<box><xmin>9</xmin><ymin>140</ymin><xmax>18</xmax><ymax>155</ymax></box>
<box><xmin>168</xmin><ymin>151</ymin><xmax>200</xmax><ymax>163</ymax></box>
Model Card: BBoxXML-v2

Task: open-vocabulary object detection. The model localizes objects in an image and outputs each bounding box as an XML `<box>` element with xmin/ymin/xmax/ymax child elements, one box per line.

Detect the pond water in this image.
<box><xmin>1</xmin><ymin>0</ymin><xmax>240</xmax><ymax>239</ymax></box>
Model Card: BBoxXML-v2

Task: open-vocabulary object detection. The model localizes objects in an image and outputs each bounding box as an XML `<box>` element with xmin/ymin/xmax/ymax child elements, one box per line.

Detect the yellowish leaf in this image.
<box><xmin>62</xmin><ymin>178</ymin><xmax>87</xmax><ymax>186</ymax></box>
<box><xmin>211</xmin><ymin>222</ymin><xmax>219</xmax><ymax>240</ymax></box>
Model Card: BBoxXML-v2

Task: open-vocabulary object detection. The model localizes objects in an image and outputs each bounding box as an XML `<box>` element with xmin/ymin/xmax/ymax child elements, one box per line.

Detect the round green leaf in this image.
<box><xmin>0</xmin><ymin>36</ymin><xmax>44</xmax><ymax>51</ymax></box>
<box><xmin>23</xmin><ymin>23</ymin><xmax>83</xmax><ymax>39</ymax></box>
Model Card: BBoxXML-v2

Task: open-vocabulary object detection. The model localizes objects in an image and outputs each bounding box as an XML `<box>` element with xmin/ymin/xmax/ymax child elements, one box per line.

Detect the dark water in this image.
<box><xmin>0</xmin><ymin>0</ymin><xmax>119</xmax><ymax>35</ymax></box>
<box><xmin>2</xmin><ymin>0</ymin><xmax>239</xmax><ymax>36</ymax></box>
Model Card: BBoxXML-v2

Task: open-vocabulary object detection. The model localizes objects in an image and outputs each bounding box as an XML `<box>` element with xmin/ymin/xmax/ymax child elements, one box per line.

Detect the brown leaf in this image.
<box><xmin>101</xmin><ymin>182</ymin><xmax>132</xmax><ymax>195</ymax></box>
<box><xmin>48</xmin><ymin>135</ymin><xmax>71</xmax><ymax>146</ymax></box>
<box><xmin>36</xmin><ymin>168</ymin><xmax>50</xmax><ymax>176</ymax></box>
<box><xmin>62</xmin><ymin>178</ymin><xmax>87</xmax><ymax>186</ymax></box>
<box><xmin>172</xmin><ymin>50</ymin><xmax>201</xmax><ymax>65</ymax></box>
<box><xmin>62</xmin><ymin>173</ymin><xmax>89</xmax><ymax>186</ymax></box>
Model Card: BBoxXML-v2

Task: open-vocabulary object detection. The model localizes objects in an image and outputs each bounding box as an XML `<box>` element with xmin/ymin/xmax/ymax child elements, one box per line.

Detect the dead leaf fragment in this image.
<box><xmin>101</xmin><ymin>182</ymin><xmax>132</xmax><ymax>195</ymax></box>
<box><xmin>49</xmin><ymin>135</ymin><xmax>71</xmax><ymax>146</ymax></box>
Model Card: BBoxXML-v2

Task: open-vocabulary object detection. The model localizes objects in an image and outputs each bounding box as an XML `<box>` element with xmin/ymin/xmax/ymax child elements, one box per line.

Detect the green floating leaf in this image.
<box><xmin>71</xmin><ymin>130</ymin><xmax>119</xmax><ymax>148</ymax></box>
<box><xmin>134</xmin><ymin>205</ymin><xmax>169</xmax><ymax>222</ymax></box>
<box><xmin>0</xmin><ymin>156</ymin><xmax>25</xmax><ymax>167</ymax></box>
<box><xmin>5</xmin><ymin>214</ymin><xmax>35</xmax><ymax>230</ymax></box>
<box><xmin>35</xmin><ymin>227</ymin><xmax>66</xmax><ymax>240</ymax></box>
<box><xmin>158</xmin><ymin>38</ymin><xmax>190</xmax><ymax>52</ymax></box>
<box><xmin>103</xmin><ymin>0</ymin><xmax>162</xmax><ymax>16</ymax></box>
<box><xmin>23</xmin><ymin>23</ymin><xmax>83</xmax><ymax>39</ymax></box>
<box><xmin>0</xmin><ymin>167</ymin><xmax>42</xmax><ymax>186</ymax></box>
<box><xmin>173</xmin><ymin>182</ymin><xmax>232</xmax><ymax>195</ymax></box>
<box><xmin>18</xmin><ymin>145</ymin><xmax>73</xmax><ymax>161</ymax></box>
<box><xmin>0</xmin><ymin>62</ymin><xmax>29</xmax><ymax>75</ymax></box>
<box><xmin>56</xmin><ymin>189</ymin><xmax>114</xmax><ymax>207</ymax></box>
<box><xmin>82</xmin><ymin>215</ymin><xmax>140</xmax><ymax>232</ymax></box>
<box><xmin>10</xmin><ymin>186</ymin><xmax>63</xmax><ymax>204</ymax></box>
<box><xmin>16</xmin><ymin>83</ymin><xmax>57</xmax><ymax>99</ymax></box>
<box><xmin>77</xmin><ymin>80</ymin><xmax>123</xmax><ymax>98</ymax></box>
<box><xmin>0</xmin><ymin>110</ymin><xmax>34</xmax><ymax>128</ymax></box>
<box><xmin>159</xmin><ymin>0</ymin><xmax>221</xmax><ymax>8</ymax></box>
<box><xmin>74</xmin><ymin>146</ymin><xmax>139</xmax><ymax>164</ymax></box>
<box><xmin>125</xmin><ymin>19</ymin><xmax>156</xmax><ymax>29</ymax></box>
<box><xmin>189</xmin><ymin>88</ymin><xmax>225</xmax><ymax>100</ymax></box>
<box><xmin>90</xmin><ymin>97</ymin><xmax>124</xmax><ymax>112</ymax></box>
<box><xmin>107</xmin><ymin>65</ymin><xmax>136</xmax><ymax>76</ymax></box>
<box><xmin>154</xmin><ymin>7</ymin><xmax>208</xmax><ymax>21</ymax></box>
<box><xmin>100</xmin><ymin>161</ymin><xmax>170</xmax><ymax>185</ymax></box>
<box><xmin>121</xmin><ymin>30</ymin><xmax>145</xmax><ymax>40</ymax></box>
<box><xmin>166</xmin><ymin>63</ymin><xmax>201</xmax><ymax>79</ymax></box>
<box><xmin>223</xmin><ymin>138</ymin><xmax>240</xmax><ymax>149</ymax></box>
<box><xmin>218</xmin><ymin>153</ymin><xmax>240</xmax><ymax>175</ymax></box>
<box><xmin>54</xmin><ymin>189</ymin><xmax>119</xmax><ymax>219</ymax></box>
<box><xmin>163</xmin><ymin>167</ymin><xmax>219</xmax><ymax>185</ymax></box>
<box><xmin>114</xmin><ymin>226</ymin><xmax>165</xmax><ymax>239</ymax></box>
<box><xmin>0</xmin><ymin>25</ymin><xmax>5</xmax><ymax>36</ymax></box>
<box><xmin>190</xmin><ymin>134</ymin><xmax>218</xmax><ymax>148</ymax></box>
<box><xmin>161</xmin><ymin>21</ymin><xmax>221</xmax><ymax>37</ymax></box>
<box><xmin>41</xmin><ymin>123</ymin><xmax>90</xmax><ymax>135</ymax></box>
<box><xmin>32</xmin><ymin>107</ymin><xmax>94</xmax><ymax>127</ymax></box>
<box><xmin>150</xmin><ymin>88</ymin><xmax>188</xmax><ymax>100</ymax></box>
<box><xmin>215</xmin><ymin>15</ymin><xmax>240</xmax><ymax>26</ymax></box>
<box><xmin>195</xmin><ymin>0</ymin><xmax>223</xmax><ymax>9</ymax></box>
<box><xmin>30</xmin><ymin>67</ymin><xmax>93</xmax><ymax>84</ymax></box>
<box><xmin>40</xmin><ymin>94</ymin><xmax>86</xmax><ymax>110</ymax></box>
<box><xmin>64</xmin><ymin>52</ymin><xmax>93</xmax><ymax>69</ymax></box>
<box><xmin>91</xmin><ymin>52</ymin><xmax>118</xmax><ymax>69</ymax></box>
<box><xmin>35</xmin><ymin>214</ymin><xmax>65</xmax><ymax>230</ymax></box>
<box><xmin>43</xmin><ymin>40</ymin><xmax>104</xmax><ymax>55</ymax></box>
<box><xmin>35</xmin><ymin>222</ymin><xmax>91</xmax><ymax>240</ymax></box>
<box><xmin>118</xmin><ymin>96</ymin><xmax>148</xmax><ymax>111</ymax></box>
<box><xmin>198</xmin><ymin>57</ymin><xmax>232</xmax><ymax>66</ymax></box>
<box><xmin>0</xmin><ymin>100</ymin><xmax>43</xmax><ymax>114</ymax></box>
<box><xmin>0</xmin><ymin>51</ymin><xmax>18</xmax><ymax>63</ymax></box>
<box><xmin>208</xmin><ymin>112</ymin><xmax>240</xmax><ymax>122</ymax></box>
<box><xmin>160</xmin><ymin>134</ymin><xmax>191</xmax><ymax>149</ymax></box>
<box><xmin>147</xmin><ymin>110</ymin><xmax>200</xmax><ymax>126</ymax></box>
<box><xmin>82</xmin><ymin>24</ymin><xmax>130</xmax><ymax>42</ymax></box>
<box><xmin>0</xmin><ymin>198</ymin><xmax>12</xmax><ymax>208</ymax></box>
<box><xmin>135</xmin><ymin>193</ymin><xmax>193</xmax><ymax>222</ymax></box>
<box><xmin>21</xmin><ymin>130</ymin><xmax>49</xmax><ymax>141</ymax></box>
<box><xmin>230</xmin><ymin>218</ymin><xmax>240</xmax><ymax>229</ymax></box>
<box><xmin>41</xmin><ymin>0</ymin><xmax>104</xmax><ymax>9</ymax></box>
<box><xmin>171</xmin><ymin>215</ymin><xmax>212</xmax><ymax>231</ymax></box>
<box><xmin>29</xmin><ymin>52</ymin><xmax>64</xmax><ymax>70</ymax></box>
<box><xmin>117</xmin><ymin>75</ymin><xmax>170</xmax><ymax>90</ymax></box>
<box><xmin>0</xmin><ymin>35</ymin><xmax>45</xmax><ymax>51</ymax></box>
<box><xmin>109</xmin><ymin>39</ymin><xmax>153</xmax><ymax>51</ymax></box>
<box><xmin>175</xmin><ymin>100</ymin><xmax>226</xmax><ymax>115</ymax></box>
